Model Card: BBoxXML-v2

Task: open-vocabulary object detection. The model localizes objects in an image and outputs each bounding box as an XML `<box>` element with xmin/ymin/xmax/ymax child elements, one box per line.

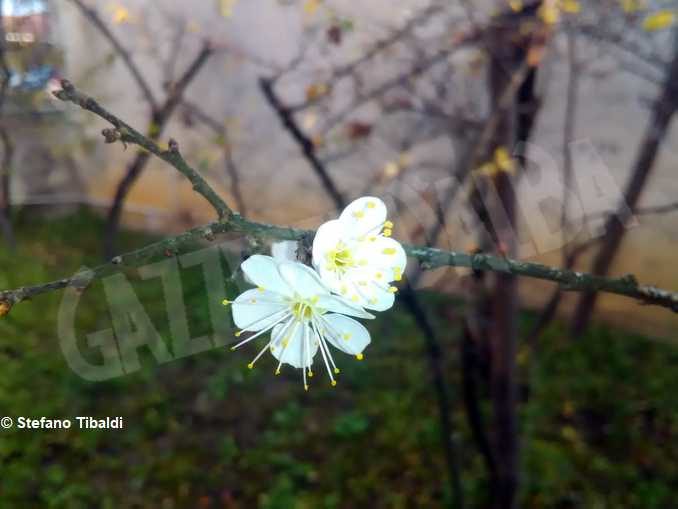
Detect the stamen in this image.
<box><xmin>382</xmin><ymin>248</ymin><xmax>396</xmax><ymax>255</ymax></box>
<box><xmin>388</xmin><ymin>286</ymin><xmax>398</xmax><ymax>293</ymax></box>
<box><xmin>384</xmin><ymin>220</ymin><xmax>394</xmax><ymax>228</ymax></box>
<box><xmin>356</xmin><ymin>353</ymin><xmax>364</xmax><ymax>360</ymax></box>
<box><xmin>249</xmin><ymin>338</ymin><xmax>273</xmax><ymax>367</ymax></box>
<box><xmin>366</xmin><ymin>201</ymin><xmax>376</xmax><ymax>209</ymax></box>
<box><xmin>222</xmin><ymin>299</ymin><xmax>232</xmax><ymax>306</ymax></box>
<box><xmin>352</xmin><ymin>210</ymin><xmax>365</xmax><ymax>219</ymax></box>
<box><xmin>312</xmin><ymin>317</ymin><xmax>340</xmax><ymax>374</ymax></box>
<box><xmin>230</xmin><ymin>312</ymin><xmax>292</xmax><ymax>350</ymax></box>
<box><xmin>383</xmin><ymin>229</ymin><xmax>392</xmax><ymax>237</ymax></box>
<box><xmin>310</xmin><ymin>320</ymin><xmax>335</xmax><ymax>384</ymax></box>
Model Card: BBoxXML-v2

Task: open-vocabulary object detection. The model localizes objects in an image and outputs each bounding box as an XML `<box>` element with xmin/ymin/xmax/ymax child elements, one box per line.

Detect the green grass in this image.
<box><xmin>0</xmin><ymin>210</ymin><xmax>677</xmax><ymax>508</ymax></box>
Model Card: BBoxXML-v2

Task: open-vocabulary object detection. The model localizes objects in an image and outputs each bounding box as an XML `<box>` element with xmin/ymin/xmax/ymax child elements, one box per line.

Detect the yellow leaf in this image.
<box><xmin>494</xmin><ymin>147</ymin><xmax>515</xmax><ymax>173</ymax></box>
<box><xmin>303</xmin><ymin>0</ymin><xmax>321</xmax><ymax>15</ymax></box>
<box><xmin>619</xmin><ymin>0</ymin><xmax>645</xmax><ymax>13</ymax></box>
<box><xmin>561</xmin><ymin>0</ymin><xmax>581</xmax><ymax>14</ymax></box>
<box><xmin>643</xmin><ymin>10</ymin><xmax>675</xmax><ymax>31</ymax></box>
<box><xmin>383</xmin><ymin>161</ymin><xmax>400</xmax><ymax>178</ymax></box>
<box><xmin>219</xmin><ymin>0</ymin><xmax>238</xmax><ymax>17</ymax></box>
<box><xmin>111</xmin><ymin>5</ymin><xmax>130</xmax><ymax>24</ymax></box>
<box><xmin>538</xmin><ymin>4</ymin><xmax>560</xmax><ymax>25</ymax></box>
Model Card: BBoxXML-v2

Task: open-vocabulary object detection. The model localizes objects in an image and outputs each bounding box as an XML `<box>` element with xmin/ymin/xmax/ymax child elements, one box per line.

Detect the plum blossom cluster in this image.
<box><xmin>223</xmin><ymin>197</ymin><xmax>407</xmax><ymax>390</ymax></box>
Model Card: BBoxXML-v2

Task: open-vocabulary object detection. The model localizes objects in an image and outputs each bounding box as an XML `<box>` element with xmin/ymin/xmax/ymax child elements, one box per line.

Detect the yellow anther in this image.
<box><xmin>382</xmin><ymin>248</ymin><xmax>396</xmax><ymax>255</ymax></box>
<box><xmin>369</xmin><ymin>236</ymin><xmax>376</xmax><ymax>242</ymax></box>
<box><xmin>383</xmin><ymin>229</ymin><xmax>392</xmax><ymax>237</ymax></box>
<box><xmin>342</xmin><ymin>333</ymin><xmax>352</xmax><ymax>341</ymax></box>
<box><xmin>369</xmin><ymin>298</ymin><xmax>377</xmax><ymax>305</ymax></box>
<box><xmin>310</xmin><ymin>296</ymin><xmax>319</xmax><ymax>304</ymax></box>
<box><xmin>384</xmin><ymin>220</ymin><xmax>394</xmax><ymax>228</ymax></box>
<box><xmin>235</xmin><ymin>330</ymin><xmax>243</xmax><ymax>337</ymax></box>
<box><xmin>394</xmin><ymin>267</ymin><xmax>403</xmax><ymax>281</ymax></box>
<box><xmin>282</xmin><ymin>339</ymin><xmax>289</xmax><ymax>347</ymax></box>
<box><xmin>222</xmin><ymin>299</ymin><xmax>232</xmax><ymax>306</ymax></box>
<box><xmin>275</xmin><ymin>368</ymin><xmax>281</xmax><ymax>375</ymax></box>
<box><xmin>376</xmin><ymin>272</ymin><xmax>383</xmax><ymax>279</ymax></box>
<box><xmin>356</xmin><ymin>353</ymin><xmax>364</xmax><ymax>361</ymax></box>
<box><xmin>340</xmin><ymin>285</ymin><xmax>348</xmax><ymax>295</ymax></box>
<box><xmin>331</xmin><ymin>380</ymin><xmax>337</xmax><ymax>387</ymax></box>
<box><xmin>388</xmin><ymin>286</ymin><xmax>398</xmax><ymax>293</ymax></box>
<box><xmin>351</xmin><ymin>295</ymin><xmax>359</xmax><ymax>302</ymax></box>
<box><xmin>334</xmin><ymin>368</ymin><xmax>340</xmax><ymax>374</ymax></box>
<box><xmin>257</xmin><ymin>286</ymin><xmax>265</xmax><ymax>292</ymax></box>
<box><xmin>230</xmin><ymin>346</ymin><xmax>237</xmax><ymax>351</ymax></box>
<box><xmin>353</xmin><ymin>210</ymin><xmax>365</xmax><ymax>219</ymax></box>
<box><xmin>247</xmin><ymin>363</ymin><xmax>254</xmax><ymax>369</ymax></box>
<box><xmin>308</xmin><ymin>371</ymin><xmax>314</xmax><ymax>378</ymax></box>
<box><xmin>304</xmin><ymin>384</ymin><xmax>309</xmax><ymax>391</ymax></box>
<box><xmin>367</xmin><ymin>201</ymin><xmax>376</xmax><ymax>209</ymax></box>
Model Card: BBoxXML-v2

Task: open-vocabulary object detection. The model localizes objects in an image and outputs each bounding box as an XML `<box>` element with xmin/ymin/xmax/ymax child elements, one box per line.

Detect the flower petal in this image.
<box><xmin>278</xmin><ymin>261</ymin><xmax>329</xmax><ymax>299</ymax></box>
<box><xmin>232</xmin><ymin>289</ymin><xmax>288</xmax><ymax>331</ymax></box>
<box><xmin>321</xmin><ymin>314</ymin><xmax>371</xmax><ymax>355</ymax></box>
<box><xmin>315</xmin><ymin>294</ymin><xmax>375</xmax><ymax>319</ymax></box>
<box><xmin>354</xmin><ymin>280</ymin><xmax>395</xmax><ymax>312</ymax></box>
<box><xmin>354</xmin><ymin>236</ymin><xmax>407</xmax><ymax>279</ymax></box>
<box><xmin>270</xmin><ymin>321</ymin><xmax>318</xmax><ymax>369</ymax></box>
<box><xmin>241</xmin><ymin>255</ymin><xmax>292</xmax><ymax>297</ymax></box>
<box><xmin>312</xmin><ymin>219</ymin><xmax>347</xmax><ymax>268</ymax></box>
<box><xmin>338</xmin><ymin>196</ymin><xmax>387</xmax><ymax>239</ymax></box>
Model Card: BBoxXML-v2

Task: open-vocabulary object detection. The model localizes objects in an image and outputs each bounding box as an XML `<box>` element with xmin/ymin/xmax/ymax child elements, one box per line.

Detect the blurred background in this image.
<box><xmin>1</xmin><ymin>0</ymin><xmax>678</xmax><ymax>507</ymax></box>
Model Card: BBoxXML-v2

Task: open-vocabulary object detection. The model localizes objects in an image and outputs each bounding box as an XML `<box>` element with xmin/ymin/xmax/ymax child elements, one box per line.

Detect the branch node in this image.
<box><xmin>101</xmin><ymin>128</ymin><xmax>121</xmax><ymax>144</ymax></box>
<box><xmin>111</xmin><ymin>256</ymin><xmax>122</xmax><ymax>265</ymax></box>
<box><xmin>168</xmin><ymin>138</ymin><xmax>180</xmax><ymax>153</ymax></box>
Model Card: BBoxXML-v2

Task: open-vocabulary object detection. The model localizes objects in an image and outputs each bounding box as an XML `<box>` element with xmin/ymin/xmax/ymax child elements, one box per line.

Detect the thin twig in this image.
<box><xmin>53</xmin><ymin>79</ymin><xmax>230</xmax><ymax>220</ymax></box>
<box><xmin>67</xmin><ymin>0</ymin><xmax>158</xmax><ymax>111</ymax></box>
<box><xmin>259</xmin><ymin>77</ymin><xmax>345</xmax><ymax>208</ymax></box>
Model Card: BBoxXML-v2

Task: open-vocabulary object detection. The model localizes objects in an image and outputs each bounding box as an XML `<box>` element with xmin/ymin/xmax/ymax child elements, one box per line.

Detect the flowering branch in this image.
<box><xmin>1</xmin><ymin>81</ymin><xmax>677</xmax><ymax>315</ymax></box>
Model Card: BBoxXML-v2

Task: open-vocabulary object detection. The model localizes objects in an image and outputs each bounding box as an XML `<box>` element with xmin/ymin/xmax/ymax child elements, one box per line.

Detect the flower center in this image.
<box><xmin>289</xmin><ymin>296</ymin><xmax>324</xmax><ymax>323</ymax></box>
<box><xmin>326</xmin><ymin>243</ymin><xmax>355</xmax><ymax>273</ymax></box>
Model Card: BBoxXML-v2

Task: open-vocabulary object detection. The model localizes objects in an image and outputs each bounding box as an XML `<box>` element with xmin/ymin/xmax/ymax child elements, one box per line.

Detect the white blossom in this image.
<box><xmin>312</xmin><ymin>196</ymin><xmax>407</xmax><ymax>311</ymax></box>
<box><xmin>225</xmin><ymin>255</ymin><xmax>374</xmax><ymax>390</ymax></box>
